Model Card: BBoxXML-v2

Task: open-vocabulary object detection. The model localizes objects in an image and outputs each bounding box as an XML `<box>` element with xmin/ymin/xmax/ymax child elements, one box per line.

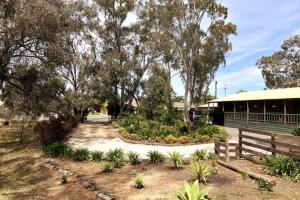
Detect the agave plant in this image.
<box><xmin>169</xmin><ymin>151</ymin><xmax>184</xmax><ymax>168</ymax></box>
<box><xmin>190</xmin><ymin>162</ymin><xmax>213</xmax><ymax>184</ymax></box>
<box><xmin>174</xmin><ymin>180</ymin><xmax>212</xmax><ymax>200</ymax></box>
<box><xmin>291</xmin><ymin>126</ymin><xmax>300</xmax><ymax>136</ymax></box>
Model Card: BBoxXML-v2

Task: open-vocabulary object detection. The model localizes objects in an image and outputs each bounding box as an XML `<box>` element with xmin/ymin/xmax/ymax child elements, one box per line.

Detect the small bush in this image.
<box><xmin>262</xmin><ymin>155</ymin><xmax>300</xmax><ymax>181</ymax></box>
<box><xmin>292</xmin><ymin>126</ymin><xmax>300</xmax><ymax>136</ymax></box>
<box><xmin>192</xmin><ymin>150</ymin><xmax>208</xmax><ymax>161</ymax></box>
<box><xmin>72</xmin><ymin>148</ymin><xmax>90</xmax><ymax>161</ymax></box>
<box><xmin>43</xmin><ymin>142</ymin><xmax>69</xmax><ymax>158</ymax></box>
<box><xmin>241</xmin><ymin>171</ymin><xmax>249</xmax><ymax>180</ymax></box>
<box><xmin>134</xmin><ymin>177</ymin><xmax>144</xmax><ymax>189</ymax></box>
<box><xmin>177</xmin><ymin>136</ymin><xmax>190</xmax><ymax>144</ymax></box>
<box><xmin>174</xmin><ymin>180</ymin><xmax>211</xmax><ymax>200</ymax></box>
<box><xmin>165</xmin><ymin>134</ymin><xmax>178</xmax><ymax>144</ymax></box>
<box><xmin>106</xmin><ymin>148</ymin><xmax>125</xmax><ymax>168</ymax></box>
<box><xmin>257</xmin><ymin>179</ymin><xmax>273</xmax><ymax>192</ymax></box>
<box><xmin>147</xmin><ymin>150</ymin><xmax>165</xmax><ymax>163</ymax></box>
<box><xmin>106</xmin><ymin>148</ymin><xmax>125</xmax><ymax>162</ymax></box>
<box><xmin>102</xmin><ymin>162</ymin><xmax>112</xmax><ymax>173</ymax></box>
<box><xmin>91</xmin><ymin>151</ymin><xmax>104</xmax><ymax>162</ymax></box>
<box><xmin>207</xmin><ymin>152</ymin><xmax>218</xmax><ymax>160</ymax></box>
<box><xmin>168</xmin><ymin>151</ymin><xmax>184</xmax><ymax>169</ymax></box>
<box><xmin>127</xmin><ymin>151</ymin><xmax>140</xmax><ymax>165</ymax></box>
<box><xmin>190</xmin><ymin>162</ymin><xmax>213</xmax><ymax>184</ymax></box>
<box><xmin>182</xmin><ymin>159</ymin><xmax>191</xmax><ymax>165</ymax></box>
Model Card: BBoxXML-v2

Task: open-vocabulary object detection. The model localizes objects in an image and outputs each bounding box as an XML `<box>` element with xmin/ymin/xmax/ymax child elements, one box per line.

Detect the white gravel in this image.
<box><xmin>67</xmin><ymin>137</ymin><xmax>215</xmax><ymax>159</ymax></box>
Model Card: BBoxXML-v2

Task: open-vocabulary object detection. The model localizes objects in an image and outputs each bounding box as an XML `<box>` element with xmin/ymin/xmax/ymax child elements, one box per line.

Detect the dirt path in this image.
<box><xmin>67</xmin><ymin>123</ymin><xmax>215</xmax><ymax>159</ymax></box>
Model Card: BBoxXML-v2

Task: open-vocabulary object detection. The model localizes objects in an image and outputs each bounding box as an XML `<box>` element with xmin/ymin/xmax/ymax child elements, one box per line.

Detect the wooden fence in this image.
<box><xmin>238</xmin><ymin>128</ymin><xmax>300</xmax><ymax>160</ymax></box>
<box><xmin>215</xmin><ymin>128</ymin><xmax>300</xmax><ymax>162</ymax></box>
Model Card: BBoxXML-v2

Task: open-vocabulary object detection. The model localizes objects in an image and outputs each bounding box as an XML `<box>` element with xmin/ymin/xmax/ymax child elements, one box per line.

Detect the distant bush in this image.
<box><xmin>262</xmin><ymin>155</ymin><xmax>300</xmax><ymax>182</ymax></box>
<box><xmin>106</xmin><ymin>148</ymin><xmax>125</xmax><ymax>168</ymax></box>
<box><xmin>72</xmin><ymin>148</ymin><xmax>90</xmax><ymax>161</ymax></box>
<box><xmin>91</xmin><ymin>151</ymin><xmax>104</xmax><ymax>162</ymax></box>
<box><xmin>102</xmin><ymin>162</ymin><xmax>112</xmax><ymax>173</ymax></box>
<box><xmin>147</xmin><ymin>150</ymin><xmax>165</xmax><ymax>163</ymax></box>
<box><xmin>43</xmin><ymin>142</ymin><xmax>69</xmax><ymax>158</ymax></box>
<box><xmin>127</xmin><ymin>151</ymin><xmax>140</xmax><ymax>165</ymax></box>
<box><xmin>165</xmin><ymin>134</ymin><xmax>178</xmax><ymax>144</ymax></box>
<box><xmin>34</xmin><ymin>117</ymin><xmax>78</xmax><ymax>145</ymax></box>
<box><xmin>192</xmin><ymin>150</ymin><xmax>208</xmax><ymax>161</ymax></box>
<box><xmin>168</xmin><ymin>151</ymin><xmax>183</xmax><ymax>169</ymax></box>
<box><xmin>292</xmin><ymin>126</ymin><xmax>300</xmax><ymax>136</ymax></box>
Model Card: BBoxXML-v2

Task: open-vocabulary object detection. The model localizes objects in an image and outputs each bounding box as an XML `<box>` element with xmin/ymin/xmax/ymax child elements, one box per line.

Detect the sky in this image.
<box><xmin>171</xmin><ymin>0</ymin><xmax>300</xmax><ymax>97</ymax></box>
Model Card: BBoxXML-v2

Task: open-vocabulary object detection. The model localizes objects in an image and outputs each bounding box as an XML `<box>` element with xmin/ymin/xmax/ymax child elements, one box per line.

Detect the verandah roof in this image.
<box><xmin>210</xmin><ymin>87</ymin><xmax>300</xmax><ymax>103</ymax></box>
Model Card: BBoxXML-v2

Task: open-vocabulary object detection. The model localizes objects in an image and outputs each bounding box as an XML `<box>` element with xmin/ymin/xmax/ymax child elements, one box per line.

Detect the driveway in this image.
<box><xmin>67</xmin><ymin>123</ymin><xmax>215</xmax><ymax>159</ymax></box>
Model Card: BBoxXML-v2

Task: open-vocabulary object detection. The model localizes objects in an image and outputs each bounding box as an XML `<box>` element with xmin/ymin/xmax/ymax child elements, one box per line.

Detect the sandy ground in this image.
<box><xmin>67</xmin><ymin>123</ymin><xmax>215</xmax><ymax>159</ymax></box>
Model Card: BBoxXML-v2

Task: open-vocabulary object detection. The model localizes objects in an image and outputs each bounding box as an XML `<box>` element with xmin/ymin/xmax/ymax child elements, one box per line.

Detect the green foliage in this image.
<box><xmin>106</xmin><ymin>148</ymin><xmax>125</xmax><ymax>168</ymax></box>
<box><xmin>91</xmin><ymin>151</ymin><xmax>104</xmax><ymax>162</ymax></box>
<box><xmin>262</xmin><ymin>155</ymin><xmax>300</xmax><ymax>181</ymax></box>
<box><xmin>291</xmin><ymin>126</ymin><xmax>300</xmax><ymax>136</ymax></box>
<box><xmin>207</xmin><ymin>153</ymin><xmax>218</xmax><ymax>160</ymax></box>
<box><xmin>127</xmin><ymin>151</ymin><xmax>140</xmax><ymax>165</ymax></box>
<box><xmin>190</xmin><ymin>162</ymin><xmax>213</xmax><ymax>184</ymax></box>
<box><xmin>168</xmin><ymin>151</ymin><xmax>184</xmax><ymax>168</ymax></box>
<box><xmin>135</xmin><ymin>177</ymin><xmax>144</xmax><ymax>189</ymax></box>
<box><xmin>257</xmin><ymin>179</ymin><xmax>274</xmax><ymax>192</ymax></box>
<box><xmin>192</xmin><ymin>150</ymin><xmax>208</xmax><ymax>161</ymax></box>
<box><xmin>43</xmin><ymin>142</ymin><xmax>69</xmax><ymax>158</ymax></box>
<box><xmin>102</xmin><ymin>162</ymin><xmax>112</xmax><ymax>173</ymax></box>
<box><xmin>174</xmin><ymin>180</ymin><xmax>212</xmax><ymax>200</ymax></box>
<box><xmin>72</xmin><ymin>148</ymin><xmax>90</xmax><ymax>161</ymax></box>
<box><xmin>147</xmin><ymin>150</ymin><xmax>165</xmax><ymax>163</ymax></box>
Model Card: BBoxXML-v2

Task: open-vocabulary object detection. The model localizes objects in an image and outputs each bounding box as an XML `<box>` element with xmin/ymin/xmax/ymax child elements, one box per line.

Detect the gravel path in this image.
<box><xmin>67</xmin><ymin>123</ymin><xmax>215</xmax><ymax>159</ymax></box>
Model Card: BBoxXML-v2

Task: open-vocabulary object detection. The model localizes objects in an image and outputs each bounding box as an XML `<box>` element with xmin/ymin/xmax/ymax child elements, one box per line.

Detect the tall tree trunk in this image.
<box><xmin>167</xmin><ymin>63</ymin><xmax>172</xmax><ymax>114</ymax></box>
<box><xmin>184</xmin><ymin>71</ymin><xmax>192</xmax><ymax>127</ymax></box>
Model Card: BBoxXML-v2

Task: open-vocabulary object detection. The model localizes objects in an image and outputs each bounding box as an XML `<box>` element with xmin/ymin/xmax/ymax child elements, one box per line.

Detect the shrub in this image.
<box><xmin>34</xmin><ymin>118</ymin><xmax>74</xmax><ymax>145</ymax></box>
<box><xmin>207</xmin><ymin>152</ymin><xmax>218</xmax><ymax>160</ymax></box>
<box><xmin>192</xmin><ymin>150</ymin><xmax>208</xmax><ymax>161</ymax></box>
<box><xmin>72</xmin><ymin>148</ymin><xmax>90</xmax><ymax>161</ymax></box>
<box><xmin>257</xmin><ymin>179</ymin><xmax>273</xmax><ymax>192</ymax></box>
<box><xmin>177</xmin><ymin>136</ymin><xmax>190</xmax><ymax>144</ymax></box>
<box><xmin>102</xmin><ymin>162</ymin><xmax>112</xmax><ymax>173</ymax></box>
<box><xmin>193</xmin><ymin>120</ymin><xmax>206</xmax><ymax>128</ymax></box>
<box><xmin>174</xmin><ymin>180</ymin><xmax>211</xmax><ymax>200</ymax></box>
<box><xmin>106</xmin><ymin>148</ymin><xmax>125</xmax><ymax>162</ymax></box>
<box><xmin>91</xmin><ymin>151</ymin><xmax>104</xmax><ymax>162</ymax></box>
<box><xmin>190</xmin><ymin>162</ymin><xmax>213</xmax><ymax>184</ymax></box>
<box><xmin>292</xmin><ymin>126</ymin><xmax>300</xmax><ymax>136</ymax></box>
<box><xmin>168</xmin><ymin>151</ymin><xmax>184</xmax><ymax>169</ymax></box>
<box><xmin>241</xmin><ymin>171</ymin><xmax>249</xmax><ymax>180</ymax></box>
<box><xmin>262</xmin><ymin>155</ymin><xmax>300</xmax><ymax>181</ymax></box>
<box><xmin>43</xmin><ymin>142</ymin><xmax>69</xmax><ymax>157</ymax></box>
<box><xmin>165</xmin><ymin>134</ymin><xmax>178</xmax><ymax>144</ymax></box>
<box><xmin>147</xmin><ymin>150</ymin><xmax>165</xmax><ymax>163</ymax></box>
<box><xmin>127</xmin><ymin>151</ymin><xmax>140</xmax><ymax>165</ymax></box>
<box><xmin>134</xmin><ymin>177</ymin><xmax>144</xmax><ymax>189</ymax></box>
<box><xmin>182</xmin><ymin>159</ymin><xmax>191</xmax><ymax>165</ymax></box>
<box><xmin>106</xmin><ymin>148</ymin><xmax>125</xmax><ymax>168</ymax></box>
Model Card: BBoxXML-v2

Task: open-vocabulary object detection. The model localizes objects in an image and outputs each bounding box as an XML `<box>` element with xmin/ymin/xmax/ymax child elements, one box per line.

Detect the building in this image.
<box><xmin>209</xmin><ymin>87</ymin><xmax>300</xmax><ymax>133</ymax></box>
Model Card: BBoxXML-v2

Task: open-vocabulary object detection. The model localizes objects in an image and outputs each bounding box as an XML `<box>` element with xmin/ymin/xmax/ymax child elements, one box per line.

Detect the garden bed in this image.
<box><xmin>113</xmin><ymin>114</ymin><xmax>227</xmax><ymax>145</ymax></box>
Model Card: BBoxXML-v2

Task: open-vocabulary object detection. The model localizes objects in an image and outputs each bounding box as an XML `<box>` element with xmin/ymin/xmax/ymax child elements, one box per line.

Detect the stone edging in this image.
<box><xmin>113</xmin><ymin>128</ymin><xmax>215</xmax><ymax>147</ymax></box>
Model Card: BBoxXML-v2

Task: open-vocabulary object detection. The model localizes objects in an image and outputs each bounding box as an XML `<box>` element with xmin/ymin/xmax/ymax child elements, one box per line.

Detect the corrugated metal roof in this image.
<box><xmin>210</xmin><ymin>87</ymin><xmax>300</xmax><ymax>102</ymax></box>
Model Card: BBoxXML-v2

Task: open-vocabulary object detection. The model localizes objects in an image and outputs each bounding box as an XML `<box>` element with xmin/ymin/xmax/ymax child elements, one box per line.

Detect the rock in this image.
<box><xmin>95</xmin><ymin>191</ymin><xmax>115</xmax><ymax>200</ymax></box>
<box><xmin>58</xmin><ymin>169</ymin><xmax>74</xmax><ymax>176</ymax></box>
<box><xmin>83</xmin><ymin>181</ymin><xmax>91</xmax><ymax>189</ymax></box>
<box><xmin>43</xmin><ymin>163</ymin><xmax>55</xmax><ymax>169</ymax></box>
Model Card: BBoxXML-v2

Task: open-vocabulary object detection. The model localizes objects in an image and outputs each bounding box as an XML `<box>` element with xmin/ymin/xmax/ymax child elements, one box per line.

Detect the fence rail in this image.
<box><xmin>238</xmin><ymin>128</ymin><xmax>300</xmax><ymax>160</ymax></box>
<box><xmin>224</xmin><ymin>112</ymin><xmax>300</xmax><ymax>124</ymax></box>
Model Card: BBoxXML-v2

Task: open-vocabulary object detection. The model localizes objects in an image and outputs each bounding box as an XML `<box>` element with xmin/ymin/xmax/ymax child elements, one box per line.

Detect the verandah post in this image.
<box><xmin>284</xmin><ymin>100</ymin><xmax>287</xmax><ymax>124</ymax></box>
<box><xmin>264</xmin><ymin>101</ymin><xmax>266</xmax><ymax>123</ymax></box>
<box><xmin>246</xmin><ymin>101</ymin><xmax>249</xmax><ymax>128</ymax></box>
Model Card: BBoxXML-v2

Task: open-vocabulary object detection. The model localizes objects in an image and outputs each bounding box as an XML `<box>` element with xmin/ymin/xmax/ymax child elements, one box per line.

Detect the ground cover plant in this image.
<box><xmin>148</xmin><ymin>150</ymin><xmax>166</xmax><ymax>163</ymax></box>
<box><xmin>134</xmin><ymin>177</ymin><xmax>144</xmax><ymax>189</ymax></box>
<box><xmin>127</xmin><ymin>151</ymin><xmax>140</xmax><ymax>165</ymax></box>
<box><xmin>115</xmin><ymin>113</ymin><xmax>227</xmax><ymax>144</ymax></box>
<box><xmin>174</xmin><ymin>180</ymin><xmax>212</xmax><ymax>200</ymax></box>
<box><xmin>168</xmin><ymin>151</ymin><xmax>184</xmax><ymax>169</ymax></box>
<box><xmin>190</xmin><ymin>162</ymin><xmax>214</xmax><ymax>184</ymax></box>
<box><xmin>262</xmin><ymin>155</ymin><xmax>300</xmax><ymax>182</ymax></box>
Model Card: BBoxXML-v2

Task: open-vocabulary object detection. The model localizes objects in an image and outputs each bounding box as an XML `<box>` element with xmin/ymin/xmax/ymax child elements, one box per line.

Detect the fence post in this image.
<box><xmin>271</xmin><ymin>134</ymin><xmax>276</xmax><ymax>155</ymax></box>
<box><xmin>238</xmin><ymin>129</ymin><xmax>243</xmax><ymax>158</ymax></box>
<box><xmin>235</xmin><ymin>143</ymin><xmax>239</xmax><ymax>159</ymax></box>
<box><xmin>214</xmin><ymin>141</ymin><xmax>219</xmax><ymax>156</ymax></box>
<box><xmin>225</xmin><ymin>140</ymin><xmax>229</xmax><ymax>162</ymax></box>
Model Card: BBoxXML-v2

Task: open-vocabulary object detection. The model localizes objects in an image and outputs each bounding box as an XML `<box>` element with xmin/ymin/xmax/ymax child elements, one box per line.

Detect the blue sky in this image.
<box><xmin>171</xmin><ymin>0</ymin><xmax>300</xmax><ymax>97</ymax></box>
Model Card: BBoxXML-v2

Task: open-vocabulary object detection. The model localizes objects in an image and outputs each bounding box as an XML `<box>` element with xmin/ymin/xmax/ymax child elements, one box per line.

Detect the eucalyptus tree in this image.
<box><xmin>142</xmin><ymin>0</ymin><xmax>236</xmax><ymax>126</ymax></box>
<box><xmin>0</xmin><ymin>0</ymin><xmax>90</xmax><ymax>119</ymax></box>
<box><xmin>257</xmin><ymin>35</ymin><xmax>300</xmax><ymax>89</ymax></box>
